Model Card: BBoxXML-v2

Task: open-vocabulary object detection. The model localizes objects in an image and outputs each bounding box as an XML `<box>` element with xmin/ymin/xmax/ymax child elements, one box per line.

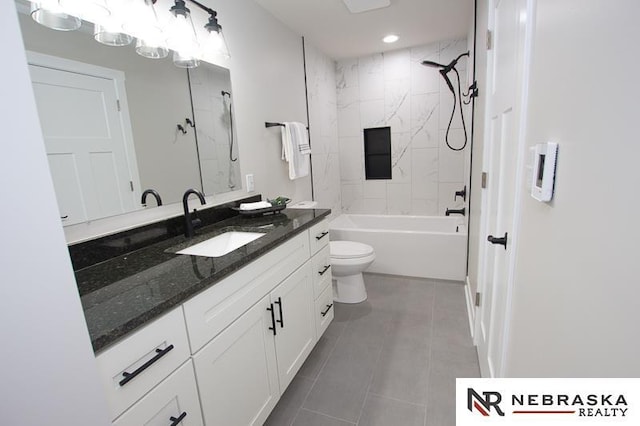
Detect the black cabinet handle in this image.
<box><xmin>487</xmin><ymin>232</ymin><xmax>508</xmax><ymax>249</ymax></box>
<box><xmin>318</xmin><ymin>265</ymin><xmax>331</xmax><ymax>276</ymax></box>
<box><xmin>274</xmin><ymin>297</ymin><xmax>284</xmax><ymax>328</ymax></box>
<box><xmin>321</xmin><ymin>303</ymin><xmax>333</xmax><ymax>317</ymax></box>
<box><xmin>315</xmin><ymin>231</ymin><xmax>329</xmax><ymax>240</ymax></box>
<box><xmin>169</xmin><ymin>412</ymin><xmax>187</xmax><ymax>425</ymax></box>
<box><xmin>119</xmin><ymin>344</ymin><xmax>174</xmax><ymax>386</ymax></box>
<box><xmin>267</xmin><ymin>303</ymin><xmax>277</xmax><ymax>335</ymax></box>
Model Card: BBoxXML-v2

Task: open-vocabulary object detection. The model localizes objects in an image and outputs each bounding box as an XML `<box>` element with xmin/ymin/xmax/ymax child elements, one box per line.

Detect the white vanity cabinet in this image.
<box><xmin>96</xmin><ymin>218</ymin><xmax>333</xmax><ymax>426</ymax></box>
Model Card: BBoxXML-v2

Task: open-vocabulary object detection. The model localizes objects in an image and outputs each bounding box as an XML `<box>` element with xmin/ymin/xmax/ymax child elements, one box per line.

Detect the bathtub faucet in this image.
<box><xmin>445</xmin><ymin>207</ymin><xmax>466</xmax><ymax>216</ymax></box>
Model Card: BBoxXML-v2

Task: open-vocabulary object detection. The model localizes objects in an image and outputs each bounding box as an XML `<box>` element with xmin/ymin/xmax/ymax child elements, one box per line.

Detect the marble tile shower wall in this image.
<box><xmin>304</xmin><ymin>41</ymin><xmax>342</xmax><ymax>219</ymax></box>
<box><xmin>336</xmin><ymin>39</ymin><xmax>469</xmax><ymax>215</ymax></box>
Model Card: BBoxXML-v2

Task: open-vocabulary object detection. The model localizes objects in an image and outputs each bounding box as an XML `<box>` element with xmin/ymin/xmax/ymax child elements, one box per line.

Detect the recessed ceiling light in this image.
<box><xmin>383</xmin><ymin>34</ymin><xmax>399</xmax><ymax>43</ymax></box>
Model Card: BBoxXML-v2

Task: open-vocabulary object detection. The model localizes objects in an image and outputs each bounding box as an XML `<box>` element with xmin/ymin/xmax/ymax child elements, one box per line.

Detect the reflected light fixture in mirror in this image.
<box><xmin>127</xmin><ymin>0</ymin><xmax>169</xmax><ymax>59</ymax></box>
<box><xmin>167</xmin><ymin>0</ymin><xmax>200</xmax><ymax>68</ymax></box>
<box><xmin>60</xmin><ymin>0</ymin><xmax>109</xmax><ymax>23</ymax></box>
<box><xmin>30</xmin><ymin>0</ymin><xmax>81</xmax><ymax>31</ymax></box>
<box><xmin>93</xmin><ymin>0</ymin><xmax>132</xmax><ymax>46</ymax></box>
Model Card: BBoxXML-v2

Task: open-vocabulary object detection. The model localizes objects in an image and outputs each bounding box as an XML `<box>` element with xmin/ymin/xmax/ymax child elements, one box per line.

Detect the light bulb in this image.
<box><xmin>30</xmin><ymin>0</ymin><xmax>81</xmax><ymax>31</ymax></box>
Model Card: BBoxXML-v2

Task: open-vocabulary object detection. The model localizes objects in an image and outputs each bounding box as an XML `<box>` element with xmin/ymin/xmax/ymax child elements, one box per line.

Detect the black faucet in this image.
<box><xmin>454</xmin><ymin>186</ymin><xmax>466</xmax><ymax>202</ymax></box>
<box><xmin>445</xmin><ymin>207</ymin><xmax>466</xmax><ymax>216</ymax></box>
<box><xmin>141</xmin><ymin>189</ymin><xmax>162</xmax><ymax>206</ymax></box>
<box><xmin>182</xmin><ymin>188</ymin><xmax>206</xmax><ymax>238</ymax></box>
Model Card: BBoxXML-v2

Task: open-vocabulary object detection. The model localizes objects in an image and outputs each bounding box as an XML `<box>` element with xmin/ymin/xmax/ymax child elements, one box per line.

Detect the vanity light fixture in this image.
<box><xmin>30</xmin><ymin>0</ymin><xmax>81</xmax><ymax>31</ymax></box>
<box><xmin>167</xmin><ymin>0</ymin><xmax>200</xmax><ymax>68</ymax></box>
<box><xmin>382</xmin><ymin>34</ymin><xmax>399</xmax><ymax>43</ymax></box>
<box><xmin>128</xmin><ymin>0</ymin><xmax>169</xmax><ymax>59</ymax></box>
<box><xmin>60</xmin><ymin>0</ymin><xmax>110</xmax><ymax>23</ymax></box>
<box><xmin>92</xmin><ymin>0</ymin><xmax>132</xmax><ymax>46</ymax></box>
<box><xmin>203</xmin><ymin>10</ymin><xmax>230</xmax><ymax>59</ymax></box>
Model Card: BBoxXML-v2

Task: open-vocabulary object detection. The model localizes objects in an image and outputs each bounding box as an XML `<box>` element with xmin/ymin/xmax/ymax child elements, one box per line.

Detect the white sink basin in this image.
<box><xmin>176</xmin><ymin>231</ymin><xmax>266</xmax><ymax>258</ymax></box>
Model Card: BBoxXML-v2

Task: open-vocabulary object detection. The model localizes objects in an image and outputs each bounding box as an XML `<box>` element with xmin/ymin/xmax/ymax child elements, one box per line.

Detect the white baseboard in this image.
<box><xmin>464</xmin><ymin>276</ymin><xmax>476</xmax><ymax>340</ymax></box>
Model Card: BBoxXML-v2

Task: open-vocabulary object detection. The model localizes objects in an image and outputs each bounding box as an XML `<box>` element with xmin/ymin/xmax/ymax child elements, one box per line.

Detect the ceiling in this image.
<box><xmin>255</xmin><ymin>0</ymin><xmax>473</xmax><ymax>59</ymax></box>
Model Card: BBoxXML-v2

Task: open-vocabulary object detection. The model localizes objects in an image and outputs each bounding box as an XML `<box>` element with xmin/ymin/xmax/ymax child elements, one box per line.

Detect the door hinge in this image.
<box><xmin>486</xmin><ymin>30</ymin><xmax>493</xmax><ymax>50</ymax></box>
<box><xmin>129</xmin><ymin>181</ymin><xmax>134</xmax><ymax>192</ymax></box>
<box><xmin>475</xmin><ymin>292</ymin><xmax>481</xmax><ymax>307</ymax></box>
<box><xmin>116</xmin><ymin>99</ymin><xmax>121</xmax><ymax>112</ymax></box>
<box><xmin>481</xmin><ymin>172</ymin><xmax>488</xmax><ymax>188</ymax></box>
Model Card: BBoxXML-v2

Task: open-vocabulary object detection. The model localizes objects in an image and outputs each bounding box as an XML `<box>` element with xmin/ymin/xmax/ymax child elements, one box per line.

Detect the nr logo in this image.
<box><xmin>468</xmin><ymin>388</ymin><xmax>506</xmax><ymax>416</ymax></box>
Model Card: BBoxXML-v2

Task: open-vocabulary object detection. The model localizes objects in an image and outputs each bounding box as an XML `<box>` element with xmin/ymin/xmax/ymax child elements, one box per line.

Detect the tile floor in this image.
<box><xmin>265</xmin><ymin>273</ymin><xmax>480</xmax><ymax>426</ymax></box>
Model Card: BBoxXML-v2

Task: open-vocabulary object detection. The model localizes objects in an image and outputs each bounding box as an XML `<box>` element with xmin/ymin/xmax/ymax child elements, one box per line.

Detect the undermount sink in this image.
<box><xmin>176</xmin><ymin>231</ymin><xmax>266</xmax><ymax>258</ymax></box>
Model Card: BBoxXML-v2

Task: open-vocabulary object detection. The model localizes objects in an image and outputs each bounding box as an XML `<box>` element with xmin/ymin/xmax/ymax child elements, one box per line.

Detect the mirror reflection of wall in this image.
<box><xmin>16</xmin><ymin>4</ymin><xmax>240</xmax><ymax>226</ymax></box>
<box><xmin>189</xmin><ymin>66</ymin><xmax>241</xmax><ymax>195</ymax></box>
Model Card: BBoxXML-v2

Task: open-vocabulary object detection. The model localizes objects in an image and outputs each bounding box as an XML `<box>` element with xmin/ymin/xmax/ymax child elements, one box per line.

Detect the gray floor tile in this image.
<box><xmin>359</xmin><ymin>394</ymin><xmax>426</xmax><ymax>426</ymax></box>
<box><xmin>264</xmin><ymin>376</ymin><xmax>314</xmax><ymax>426</ymax></box>
<box><xmin>430</xmin><ymin>345</ymin><xmax>480</xmax><ymax>379</ymax></box>
<box><xmin>432</xmin><ymin>307</ymin><xmax>474</xmax><ymax>349</ymax></box>
<box><xmin>292</xmin><ymin>409</ymin><xmax>355</xmax><ymax>426</ymax></box>
<box><xmin>369</xmin><ymin>341</ymin><xmax>430</xmax><ymax>404</ymax></box>
<box><xmin>426</xmin><ymin>370</ymin><xmax>456</xmax><ymax>426</ymax></box>
<box><xmin>302</xmin><ymin>374</ymin><xmax>371</xmax><ymax>423</ymax></box>
<box><xmin>297</xmin><ymin>331</ymin><xmax>339</xmax><ymax>380</ymax></box>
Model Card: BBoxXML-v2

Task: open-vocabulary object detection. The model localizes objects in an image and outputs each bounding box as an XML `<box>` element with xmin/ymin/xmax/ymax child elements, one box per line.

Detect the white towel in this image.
<box><xmin>281</xmin><ymin>122</ymin><xmax>310</xmax><ymax>179</ymax></box>
<box><xmin>239</xmin><ymin>201</ymin><xmax>272</xmax><ymax>210</ymax></box>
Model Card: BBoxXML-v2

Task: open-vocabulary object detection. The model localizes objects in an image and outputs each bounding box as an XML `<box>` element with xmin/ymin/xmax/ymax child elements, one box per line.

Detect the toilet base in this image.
<box><xmin>332</xmin><ymin>274</ymin><xmax>367</xmax><ymax>304</ymax></box>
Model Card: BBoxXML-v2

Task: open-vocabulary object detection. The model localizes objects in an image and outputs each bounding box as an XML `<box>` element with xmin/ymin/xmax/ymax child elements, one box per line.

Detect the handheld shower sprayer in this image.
<box><xmin>421</xmin><ymin>52</ymin><xmax>471</xmax><ymax>151</ymax></box>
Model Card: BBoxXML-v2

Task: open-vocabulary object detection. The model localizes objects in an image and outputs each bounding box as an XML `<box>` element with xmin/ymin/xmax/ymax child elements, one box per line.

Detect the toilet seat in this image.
<box><xmin>330</xmin><ymin>241</ymin><xmax>374</xmax><ymax>259</ymax></box>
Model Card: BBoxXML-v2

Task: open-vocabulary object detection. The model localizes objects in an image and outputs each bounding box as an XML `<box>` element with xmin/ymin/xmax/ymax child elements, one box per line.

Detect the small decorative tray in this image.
<box><xmin>232</xmin><ymin>198</ymin><xmax>290</xmax><ymax>218</ymax></box>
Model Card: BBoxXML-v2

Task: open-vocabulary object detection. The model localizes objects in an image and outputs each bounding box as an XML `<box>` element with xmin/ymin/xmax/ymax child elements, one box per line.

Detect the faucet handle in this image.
<box><xmin>454</xmin><ymin>185</ymin><xmax>467</xmax><ymax>201</ymax></box>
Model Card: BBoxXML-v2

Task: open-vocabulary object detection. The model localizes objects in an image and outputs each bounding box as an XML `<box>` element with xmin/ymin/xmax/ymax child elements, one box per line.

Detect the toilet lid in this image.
<box><xmin>330</xmin><ymin>241</ymin><xmax>374</xmax><ymax>259</ymax></box>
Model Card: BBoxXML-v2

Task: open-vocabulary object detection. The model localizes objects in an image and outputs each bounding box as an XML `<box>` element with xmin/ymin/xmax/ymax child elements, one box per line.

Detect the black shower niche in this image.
<box><xmin>364</xmin><ymin>126</ymin><xmax>392</xmax><ymax>180</ymax></box>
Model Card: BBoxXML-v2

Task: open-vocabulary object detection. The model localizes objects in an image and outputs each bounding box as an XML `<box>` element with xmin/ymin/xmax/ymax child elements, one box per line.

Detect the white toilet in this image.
<box><xmin>289</xmin><ymin>201</ymin><xmax>377</xmax><ymax>304</ymax></box>
<box><xmin>330</xmin><ymin>240</ymin><xmax>375</xmax><ymax>304</ymax></box>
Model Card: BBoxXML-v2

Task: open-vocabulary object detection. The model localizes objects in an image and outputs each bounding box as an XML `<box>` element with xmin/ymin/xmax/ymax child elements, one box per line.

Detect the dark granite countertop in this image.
<box><xmin>76</xmin><ymin>208</ymin><xmax>330</xmax><ymax>353</ymax></box>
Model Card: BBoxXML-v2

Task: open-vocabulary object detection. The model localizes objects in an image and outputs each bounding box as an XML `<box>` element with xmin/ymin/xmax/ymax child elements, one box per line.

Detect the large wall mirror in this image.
<box><xmin>16</xmin><ymin>4</ymin><xmax>241</xmax><ymax>226</ymax></box>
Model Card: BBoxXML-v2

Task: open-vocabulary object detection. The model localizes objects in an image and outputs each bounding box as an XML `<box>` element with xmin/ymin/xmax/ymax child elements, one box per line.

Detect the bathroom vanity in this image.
<box><xmin>74</xmin><ymin>205</ymin><xmax>332</xmax><ymax>425</ymax></box>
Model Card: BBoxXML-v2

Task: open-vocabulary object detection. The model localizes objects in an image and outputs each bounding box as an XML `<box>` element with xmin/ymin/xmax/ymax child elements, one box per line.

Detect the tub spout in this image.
<box><xmin>445</xmin><ymin>207</ymin><xmax>466</xmax><ymax>216</ymax></box>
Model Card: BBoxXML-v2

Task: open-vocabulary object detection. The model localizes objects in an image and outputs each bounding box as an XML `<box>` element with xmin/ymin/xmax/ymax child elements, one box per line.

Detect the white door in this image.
<box><xmin>475</xmin><ymin>0</ymin><xmax>531</xmax><ymax>377</ymax></box>
<box><xmin>271</xmin><ymin>262</ymin><xmax>316</xmax><ymax>392</ymax></box>
<box><xmin>29</xmin><ymin>63</ymin><xmax>138</xmax><ymax>225</ymax></box>
<box><xmin>193</xmin><ymin>295</ymin><xmax>280</xmax><ymax>426</ymax></box>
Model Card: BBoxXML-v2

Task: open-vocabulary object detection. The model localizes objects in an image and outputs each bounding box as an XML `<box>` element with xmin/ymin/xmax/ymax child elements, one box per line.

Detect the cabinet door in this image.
<box><xmin>113</xmin><ymin>361</ymin><xmax>203</xmax><ymax>426</ymax></box>
<box><xmin>193</xmin><ymin>295</ymin><xmax>280</xmax><ymax>426</ymax></box>
<box><xmin>271</xmin><ymin>262</ymin><xmax>316</xmax><ymax>392</ymax></box>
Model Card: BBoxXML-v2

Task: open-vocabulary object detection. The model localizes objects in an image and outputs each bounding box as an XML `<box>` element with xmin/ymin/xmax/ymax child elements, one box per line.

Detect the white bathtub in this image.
<box><xmin>329</xmin><ymin>214</ymin><xmax>467</xmax><ymax>281</ymax></box>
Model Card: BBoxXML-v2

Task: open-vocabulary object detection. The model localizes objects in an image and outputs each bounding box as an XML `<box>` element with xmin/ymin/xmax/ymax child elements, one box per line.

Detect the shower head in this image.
<box><xmin>421</xmin><ymin>51</ymin><xmax>470</xmax><ymax>74</ymax></box>
<box><xmin>421</xmin><ymin>59</ymin><xmax>447</xmax><ymax>68</ymax></box>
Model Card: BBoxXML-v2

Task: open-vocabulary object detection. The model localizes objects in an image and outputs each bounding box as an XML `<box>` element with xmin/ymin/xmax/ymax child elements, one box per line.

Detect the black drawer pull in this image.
<box><xmin>119</xmin><ymin>344</ymin><xmax>174</xmax><ymax>386</ymax></box>
<box><xmin>169</xmin><ymin>412</ymin><xmax>187</xmax><ymax>425</ymax></box>
<box><xmin>274</xmin><ymin>297</ymin><xmax>284</xmax><ymax>328</ymax></box>
<box><xmin>321</xmin><ymin>303</ymin><xmax>333</xmax><ymax>317</ymax></box>
<box><xmin>315</xmin><ymin>231</ymin><xmax>329</xmax><ymax>240</ymax></box>
<box><xmin>318</xmin><ymin>265</ymin><xmax>331</xmax><ymax>276</ymax></box>
<box><xmin>267</xmin><ymin>303</ymin><xmax>277</xmax><ymax>335</ymax></box>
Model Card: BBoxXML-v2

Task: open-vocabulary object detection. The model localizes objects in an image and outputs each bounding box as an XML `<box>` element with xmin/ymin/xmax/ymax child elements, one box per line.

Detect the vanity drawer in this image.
<box><xmin>96</xmin><ymin>307</ymin><xmax>191</xmax><ymax>421</ymax></box>
<box><xmin>311</xmin><ymin>244</ymin><xmax>332</xmax><ymax>299</ymax></box>
<box><xmin>183</xmin><ymin>232</ymin><xmax>310</xmax><ymax>353</ymax></box>
<box><xmin>315</xmin><ymin>284</ymin><xmax>334</xmax><ymax>338</ymax></box>
<box><xmin>308</xmin><ymin>219</ymin><xmax>330</xmax><ymax>255</ymax></box>
<box><xmin>113</xmin><ymin>360</ymin><xmax>203</xmax><ymax>426</ymax></box>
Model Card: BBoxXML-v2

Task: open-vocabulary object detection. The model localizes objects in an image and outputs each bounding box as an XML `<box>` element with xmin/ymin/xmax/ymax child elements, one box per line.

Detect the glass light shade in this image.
<box><xmin>30</xmin><ymin>1</ymin><xmax>81</xmax><ymax>31</ymax></box>
<box><xmin>204</xmin><ymin>28</ymin><xmax>230</xmax><ymax>59</ymax></box>
<box><xmin>94</xmin><ymin>24</ymin><xmax>133</xmax><ymax>46</ymax></box>
<box><xmin>136</xmin><ymin>38</ymin><xmax>169</xmax><ymax>59</ymax></box>
<box><xmin>172</xmin><ymin>50</ymin><xmax>199</xmax><ymax>69</ymax></box>
<box><xmin>166</xmin><ymin>10</ymin><xmax>200</xmax><ymax>60</ymax></box>
<box><xmin>60</xmin><ymin>0</ymin><xmax>110</xmax><ymax>24</ymax></box>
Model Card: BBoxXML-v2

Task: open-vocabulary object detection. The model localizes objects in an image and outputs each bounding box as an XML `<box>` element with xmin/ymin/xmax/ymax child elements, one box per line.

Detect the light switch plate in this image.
<box><xmin>245</xmin><ymin>174</ymin><xmax>254</xmax><ymax>192</ymax></box>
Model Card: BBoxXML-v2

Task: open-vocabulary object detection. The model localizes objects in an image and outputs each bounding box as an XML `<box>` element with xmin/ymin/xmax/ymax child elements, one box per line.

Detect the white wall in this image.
<box><xmin>1</xmin><ymin>3</ymin><xmax>110</xmax><ymax>424</ymax></box>
<box><xmin>335</xmin><ymin>40</ymin><xmax>470</xmax><ymax>216</ymax></box>
<box><xmin>216</xmin><ymin>0</ymin><xmax>312</xmax><ymax>204</ymax></box>
<box><xmin>503</xmin><ymin>0</ymin><xmax>640</xmax><ymax>376</ymax></box>
<box><xmin>304</xmin><ymin>39</ymin><xmax>342</xmax><ymax>218</ymax></box>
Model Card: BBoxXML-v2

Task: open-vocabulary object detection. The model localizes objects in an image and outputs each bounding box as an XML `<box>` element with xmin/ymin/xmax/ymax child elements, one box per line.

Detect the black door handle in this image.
<box><xmin>267</xmin><ymin>303</ymin><xmax>277</xmax><ymax>335</ymax></box>
<box><xmin>119</xmin><ymin>344</ymin><xmax>174</xmax><ymax>386</ymax></box>
<box><xmin>487</xmin><ymin>232</ymin><xmax>508</xmax><ymax>249</ymax></box>
<box><xmin>274</xmin><ymin>297</ymin><xmax>284</xmax><ymax>328</ymax></box>
<box><xmin>169</xmin><ymin>412</ymin><xmax>187</xmax><ymax>425</ymax></box>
